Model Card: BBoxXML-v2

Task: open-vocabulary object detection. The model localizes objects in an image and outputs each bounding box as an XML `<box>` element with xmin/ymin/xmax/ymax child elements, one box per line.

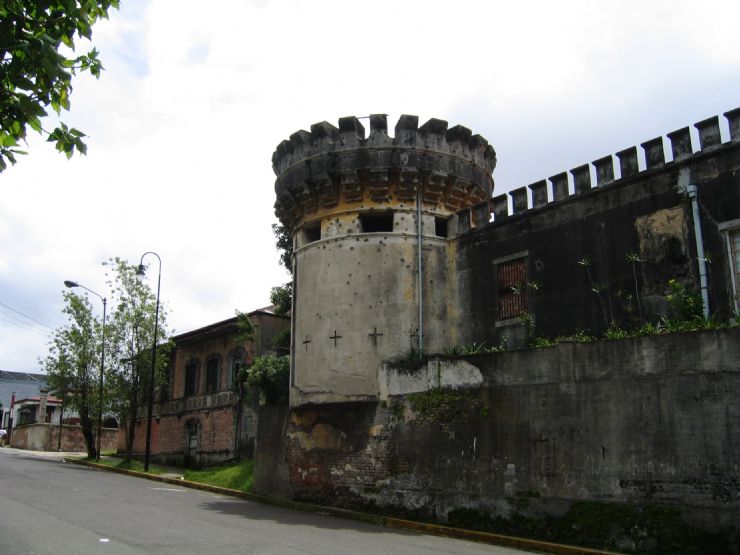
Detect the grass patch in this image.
<box><xmin>184</xmin><ymin>460</ymin><xmax>254</xmax><ymax>494</ymax></box>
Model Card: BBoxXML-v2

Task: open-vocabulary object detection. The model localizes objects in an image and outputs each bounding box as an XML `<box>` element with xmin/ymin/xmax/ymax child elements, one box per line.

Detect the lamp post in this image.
<box><xmin>64</xmin><ymin>280</ymin><xmax>106</xmax><ymax>462</ymax></box>
<box><xmin>136</xmin><ymin>252</ymin><xmax>161</xmax><ymax>472</ymax></box>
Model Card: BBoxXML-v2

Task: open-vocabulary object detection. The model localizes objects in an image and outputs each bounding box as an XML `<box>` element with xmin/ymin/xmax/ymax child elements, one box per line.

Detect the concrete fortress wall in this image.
<box><xmin>274</xmin><ymin>328</ymin><xmax>740</xmax><ymax>552</ymax></box>
<box><xmin>265</xmin><ymin>108</ymin><xmax>740</xmax><ymax>551</ymax></box>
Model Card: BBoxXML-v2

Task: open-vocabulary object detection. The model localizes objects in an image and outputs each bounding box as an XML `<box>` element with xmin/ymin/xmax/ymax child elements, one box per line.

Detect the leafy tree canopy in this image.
<box><xmin>270</xmin><ymin>282</ymin><xmax>292</xmax><ymax>317</ymax></box>
<box><xmin>246</xmin><ymin>354</ymin><xmax>289</xmax><ymax>405</ymax></box>
<box><xmin>0</xmin><ymin>0</ymin><xmax>119</xmax><ymax>171</ymax></box>
<box><xmin>272</xmin><ymin>223</ymin><xmax>292</xmax><ymax>274</ymax></box>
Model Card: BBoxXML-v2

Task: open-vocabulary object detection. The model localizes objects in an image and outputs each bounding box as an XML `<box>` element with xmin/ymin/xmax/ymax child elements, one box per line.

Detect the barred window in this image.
<box><xmin>497</xmin><ymin>258</ymin><xmax>527</xmax><ymax>320</ymax></box>
<box><xmin>184</xmin><ymin>362</ymin><xmax>198</xmax><ymax>397</ymax></box>
<box><xmin>205</xmin><ymin>357</ymin><xmax>220</xmax><ymax>394</ymax></box>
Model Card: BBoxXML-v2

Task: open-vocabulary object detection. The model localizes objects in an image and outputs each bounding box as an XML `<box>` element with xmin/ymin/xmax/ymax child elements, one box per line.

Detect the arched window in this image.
<box><xmin>228</xmin><ymin>348</ymin><xmax>246</xmax><ymax>390</ymax></box>
<box><xmin>184</xmin><ymin>360</ymin><xmax>199</xmax><ymax>397</ymax></box>
<box><xmin>205</xmin><ymin>355</ymin><xmax>220</xmax><ymax>394</ymax></box>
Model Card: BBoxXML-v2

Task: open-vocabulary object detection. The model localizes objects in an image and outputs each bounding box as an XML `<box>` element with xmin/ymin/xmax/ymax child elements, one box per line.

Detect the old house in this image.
<box><xmin>121</xmin><ymin>307</ymin><xmax>289</xmax><ymax>467</ymax></box>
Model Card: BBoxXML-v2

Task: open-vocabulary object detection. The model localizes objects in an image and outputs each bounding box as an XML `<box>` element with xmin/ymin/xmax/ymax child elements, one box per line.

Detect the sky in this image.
<box><xmin>1</xmin><ymin>0</ymin><xmax>739</xmax><ymax>373</ymax></box>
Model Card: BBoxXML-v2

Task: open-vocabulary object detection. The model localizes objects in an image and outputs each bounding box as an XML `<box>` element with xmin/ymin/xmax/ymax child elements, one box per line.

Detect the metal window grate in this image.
<box><xmin>498</xmin><ymin>258</ymin><xmax>527</xmax><ymax>320</ymax></box>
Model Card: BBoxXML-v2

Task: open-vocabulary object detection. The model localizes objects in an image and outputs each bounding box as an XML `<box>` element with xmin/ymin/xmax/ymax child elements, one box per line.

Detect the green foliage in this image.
<box><xmin>103</xmin><ymin>258</ymin><xmax>170</xmax><ymax>423</ymax></box>
<box><xmin>577</xmin><ymin>256</ymin><xmax>612</xmax><ymax>327</ymax></box>
<box><xmin>529</xmin><ymin>329</ymin><xmax>596</xmax><ymax>349</ymax></box>
<box><xmin>43</xmin><ymin>258</ymin><xmax>170</xmax><ymax>458</ymax></box>
<box><xmin>271</xmin><ymin>328</ymin><xmax>291</xmax><ymax>354</ymax></box>
<box><xmin>272</xmin><ymin>223</ymin><xmax>293</xmax><ymax>274</ymax></box>
<box><xmin>184</xmin><ymin>459</ymin><xmax>254</xmax><ymax>493</ymax></box>
<box><xmin>407</xmin><ymin>388</ymin><xmax>465</xmax><ymax>423</ymax></box>
<box><xmin>42</xmin><ymin>290</ymin><xmax>100</xmax><ymax>456</ymax></box>
<box><xmin>234</xmin><ymin>310</ymin><xmax>255</xmax><ymax>343</ymax></box>
<box><xmin>447</xmin><ymin>501</ymin><xmax>725</xmax><ymax>554</ymax></box>
<box><xmin>443</xmin><ymin>341</ymin><xmax>506</xmax><ymax>357</ymax></box>
<box><xmin>0</xmin><ymin>0</ymin><xmax>120</xmax><ymax>171</ymax></box>
<box><xmin>269</xmin><ymin>282</ymin><xmax>292</xmax><ymax>317</ymax></box>
<box><xmin>246</xmin><ymin>354</ymin><xmax>289</xmax><ymax>405</ymax></box>
<box><xmin>665</xmin><ymin>279</ymin><xmax>703</xmax><ymax>322</ymax></box>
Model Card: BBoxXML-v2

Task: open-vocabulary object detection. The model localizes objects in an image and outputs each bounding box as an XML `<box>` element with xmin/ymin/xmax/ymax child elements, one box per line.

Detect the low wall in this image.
<box><xmin>277</xmin><ymin>328</ymin><xmax>740</xmax><ymax>553</ymax></box>
<box><xmin>10</xmin><ymin>423</ymin><xmax>118</xmax><ymax>452</ymax></box>
<box><xmin>253</xmin><ymin>405</ymin><xmax>290</xmax><ymax>497</ymax></box>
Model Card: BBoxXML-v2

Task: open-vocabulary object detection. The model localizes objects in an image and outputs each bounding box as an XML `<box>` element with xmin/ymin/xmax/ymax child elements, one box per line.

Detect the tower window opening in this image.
<box><xmin>359</xmin><ymin>212</ymin><xmax>393</xmax><ymax>233</ymax></box>
<box><xmin>303</xmin><ymin>223</ymin><xmax>321</xmax><ymax>244</ymax></box>
<box><xmin>435</xmin><ymin>217</ymin><xmax>448</xmax><ymax>238</ymax></box>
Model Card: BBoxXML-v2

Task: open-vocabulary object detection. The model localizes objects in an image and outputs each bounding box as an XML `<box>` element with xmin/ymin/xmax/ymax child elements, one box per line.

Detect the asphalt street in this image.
<box><xmin>0</xmin><ymin>448</ymin><xmax>533</xmax><ymax>555</ymax></box>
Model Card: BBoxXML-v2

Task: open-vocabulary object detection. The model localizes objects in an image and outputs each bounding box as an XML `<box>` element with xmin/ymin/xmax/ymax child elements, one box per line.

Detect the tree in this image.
<box><xmin>270</xmin><ymin>223</ymin><xmax>293</xmax><ymax>316</ymax></box>
<box><xmin>0</xmin><ymin>0</ymin><xmax>120</xmax><ymax>171</ymax></box>
<box><xmin>103</xmin><ymin>258</ymin><xmax>170</xmax><ymax>461</ymax></box>
<box><xmin>272</xmin><ymin>223</ymin><xmax>293</xmax><ymax>274</ymax></box>
<box><xmin>43</xmin><ymin>291</ymin><xmax>100</xmax><ymax>457</ymax></box>
<box><xmin>246</xmin><ymin>354</ymin><xmax>289</xmax><ymax>405</ymax></box>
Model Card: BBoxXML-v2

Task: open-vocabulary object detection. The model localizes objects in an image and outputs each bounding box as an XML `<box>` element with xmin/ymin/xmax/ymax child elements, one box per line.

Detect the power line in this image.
<box><xmin>0</xmin><ymin>300</ymin><xmax>53</xmax><ymax>330</ymax></box>
<box><xmin>0</xmin><ymin>315</ymin><xmax>50</xmax><ymax>337</ymax></box>
<box><xmin>0</xmin><ymin>307</ymin><xmax>50</xmax><ymax>333</ymax></box>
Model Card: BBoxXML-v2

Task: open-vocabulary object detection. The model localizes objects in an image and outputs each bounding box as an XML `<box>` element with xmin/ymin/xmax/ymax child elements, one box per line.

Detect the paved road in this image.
<box><xmin>0</xmin><ymin>448</ymin><xmax>532</xmax><ymax>555</ymax></box>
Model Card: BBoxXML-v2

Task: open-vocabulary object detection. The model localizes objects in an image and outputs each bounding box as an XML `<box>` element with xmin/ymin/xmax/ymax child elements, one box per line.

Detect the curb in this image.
<box><xmin>64</xmin><ymin>457</ymin><xmax>619</xmax><ymax>555</ymax></box>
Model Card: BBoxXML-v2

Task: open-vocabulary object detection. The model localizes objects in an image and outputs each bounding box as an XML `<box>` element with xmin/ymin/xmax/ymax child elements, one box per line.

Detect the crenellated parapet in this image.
<box><xmin>460</xmin><ymin>107</ymin><xmax>740</xmax><ymax>230</ymax></box>
<box><xmin>272</xmin><ymin>114</ymin><xmax>497</xmax><ymax>229</ymax></box>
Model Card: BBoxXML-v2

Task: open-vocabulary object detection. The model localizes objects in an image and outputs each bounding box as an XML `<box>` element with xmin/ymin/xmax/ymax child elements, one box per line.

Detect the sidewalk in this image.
<box><xmin>0</xmin><ymin>447</ymin><xmax>185</xmax><ymax>478</ymax></box>
<box><xmin>0</xmin><ymin>446</ymin><xmax>85</xmax><ymax>461</ymax></box>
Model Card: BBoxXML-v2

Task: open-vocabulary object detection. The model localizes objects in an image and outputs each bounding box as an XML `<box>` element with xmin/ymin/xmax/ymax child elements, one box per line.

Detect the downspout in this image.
<box><xmin>686</xmin><ymin>184</ymin><xmax>710</xmax><ymax>318</ymax></box>
<box><xmin>416</xmin><ymin>186</ymin><xmax>424</xmax><ymax>353</ymax></box>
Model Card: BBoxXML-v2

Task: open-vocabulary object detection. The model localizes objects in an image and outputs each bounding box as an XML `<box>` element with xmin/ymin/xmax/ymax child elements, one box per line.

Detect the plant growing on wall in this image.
<box><xmin>246</xmin><ymin>354</ymin><xmax>289</xmax><ymax>405</ymax></box>
<box><xmin>512</xmin><ymin>280</ymin><xmax>539</xmax><ymax>345</ymax></box>
<box><xmin>625</xmin><ymin>252</ymin><xmax>644</xmax><ymax>321</ymax></box>
<box><xmin>577</xmin><ymin>257</ymin><xmax>613</xmax><ymax>327</ymax></box>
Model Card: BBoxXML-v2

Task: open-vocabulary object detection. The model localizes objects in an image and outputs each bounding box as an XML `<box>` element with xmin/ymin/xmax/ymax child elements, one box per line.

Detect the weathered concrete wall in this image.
<box><xmin>453</xmin><ymin>123</ymin><xmax>740</xmax><ymax>349</ymax></box>
<box><xmin>280</xmin><ymin>328</ymin><xmax>740</xmax><ymax>553</ymax></box>
<box><xmin>253</xmin><ymin>405</ymin><xmax>291</xmax><ymax>497</ymax></box>
<box><xmin>11</xmin><ymin>423</ymin><xmax>117</xmax><ymax>452</ymax></box>
<box><xmin>292</xmin><ymin>229</ymin><xmax>451</xmax><ymax>405</ymax></box>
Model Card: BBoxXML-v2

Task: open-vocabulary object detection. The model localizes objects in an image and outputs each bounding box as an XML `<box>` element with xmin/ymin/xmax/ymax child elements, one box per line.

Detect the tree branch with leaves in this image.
<box><xmin>0</xmin><ymin>0</ymin><xmax>119</xmax><ymax>171</ymax></box>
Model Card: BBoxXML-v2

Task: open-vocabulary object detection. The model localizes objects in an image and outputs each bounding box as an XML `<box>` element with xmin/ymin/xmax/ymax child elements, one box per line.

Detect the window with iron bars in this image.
<box><xmin>497</xmin><ymin>257</ymin><xmax>527</xmax><ymax>320</ymax></box>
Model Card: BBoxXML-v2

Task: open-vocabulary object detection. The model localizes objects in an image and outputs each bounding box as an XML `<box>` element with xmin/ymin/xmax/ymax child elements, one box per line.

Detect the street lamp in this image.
<box><xmin>136</xmin><ymin>252</ymin><xmax>161</xmax><ymax>472</ymax></box>
<box><xmin>64</xmin><ymin>279</ymin><xmax>107</xmax><ymax>462</ymax></box>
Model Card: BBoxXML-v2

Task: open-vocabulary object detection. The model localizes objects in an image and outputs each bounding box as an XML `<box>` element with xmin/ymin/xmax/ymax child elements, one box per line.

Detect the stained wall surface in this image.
<box><xmin>277</xmin><ymin>328</ymin><xmax>740</xmax><ymax>552</ymax></box>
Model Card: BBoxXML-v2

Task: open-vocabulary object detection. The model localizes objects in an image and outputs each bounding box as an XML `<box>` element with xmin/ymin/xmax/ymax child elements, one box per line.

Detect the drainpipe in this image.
<box><xmin>416</xmin><ymin>186</ymin><xmax>424</xmax><ymax>353</ymax></box>
<box><xmin>686</xmin><ymin>184</ymin><xmax>710</xmax><ymax>318</ymax></box>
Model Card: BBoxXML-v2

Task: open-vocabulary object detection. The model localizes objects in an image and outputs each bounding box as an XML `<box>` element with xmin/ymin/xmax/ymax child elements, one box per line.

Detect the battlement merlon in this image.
<box><xmin>271</xmin><ymin>114</ymin><xmax>497</xmax><ymax>229</ymax></box>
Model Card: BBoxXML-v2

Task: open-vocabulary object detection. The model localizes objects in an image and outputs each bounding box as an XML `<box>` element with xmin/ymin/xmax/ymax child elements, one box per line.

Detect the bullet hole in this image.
<box><xmin>350</xmin><ymin>246</ymin><xmax>354</xmax><ymax>250</ymax></box>
<box><xmin>535</xmin><ymin>259</ymin><xmax>545</xmax><ymax>271</ymax></box>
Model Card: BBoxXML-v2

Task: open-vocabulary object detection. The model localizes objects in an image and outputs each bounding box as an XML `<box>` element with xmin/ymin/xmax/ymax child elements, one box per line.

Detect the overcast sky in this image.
<box><xmin>1</xmin><ymin>0</ymin><xmax>739</xmax><ymax>373</ymax></box>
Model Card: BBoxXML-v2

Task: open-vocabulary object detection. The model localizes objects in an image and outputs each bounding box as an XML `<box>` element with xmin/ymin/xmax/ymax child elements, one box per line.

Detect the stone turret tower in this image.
<box><xmin>272</xmin><ymin>114</ymin><xmax>496</xmax><ymax>406</ymax></box>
